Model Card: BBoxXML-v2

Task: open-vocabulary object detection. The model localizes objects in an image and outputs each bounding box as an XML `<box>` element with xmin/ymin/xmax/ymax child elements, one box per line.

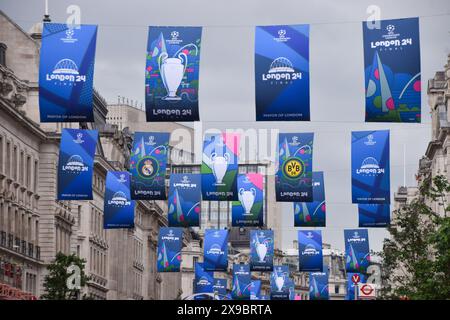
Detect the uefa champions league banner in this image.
<box><xmin>255</xmin><ymin>25</ymin><xmax>310</xmax><ymax>121</ymax></box>
<box><xmin>352</xmin><ymin>130</ymin><xmax>390</xmax><ymax>204</ymax></box>
<box><xmin>39</xmin><ymin>23</ymin><xmax>97</xmax><ymax>122</ymax></box>
<box><xmin>168</xmin><ymin>173</ymin><xmax>201</xmax><ymax>227</ymax></box>
<box><xmin>201</xmin><ymin>133</ymin><xmax>240</xmax><ymax>201</ymax></box>
<box><xmin>344</xmin><ymin>229</ymin><xmax>371</xmax><ymax>273</ymax></box>
<box><xmin>130</xmin><ymin>132</ymin><xmax>169</xmax><ymax>200</ymax></box>
<box><xmin>104</xmin><ymin>171</ymin><xmax>135</xmax><ymax>229</ymax></box>
<box><xmin>346</xmin><ymin>273</ymin><xmax>366</xmax><ymax>300</ymax></box>
<box><xmin>156</xmin><ymin>227</ymin><xmax>183</xmax><ymax>272</ymax></box>
<box><xmin>145</xmin><ymin>26</ymin><xmax>202</xmax><ymax>121</ymax></box>
<box><xmin>276</xmin><ymin>133</ymin><xmax>313</xmax><ymax>202</ymax></box>
<box><xmin>232</xmin><ymin>173</ymin><xmax>264</xmax><ymax>227</ymax></box>
<box><xmin>213</xmin><ymin>278</ymin><xmax>227</xmax><ymax>297</ymax></box>
<box><xmin>294</xmin><ymin>171</ymin><xmax>326</xmax><ymax>227</ymax></box>
<box><xmin>358</xmin><ymin>204</ymin><xmax>390</xmax><ymax>227</ymax></box>
<box><xmin>231</xmin><ymin>264</ymin><xmax>251</xmax><ymax>300</ymax></box>
<box><xmin>298</xmin><ymin>230</ymin><xmax>323</xmax><ymax>272</ymax></box>
<box><xmin>309</xmin><ymin>271</ymin><xmax>329</xmax><ymax>300</ymax></box>
<box><xmin>287</xmin><ymin>278</ymin><xmax>296</xmax><ymax>300</ymax></box>
<box><xmin>57</xmin><ymin>129</ymin><xmax>98</xmax><ymax>200</ymax></box>
<box><xmin>363</xmin><ymin>18</ymin><xmax>421</xmax><ymax>123</ymax></box>
<box><xmin>204</xmin><ymin>229</ymin><xmax>228</xmax><ymax>271</ymax></box>
<box><xmin>194</xmin><ymin>262</ymin><xmax>214</xmax><ymax>296</ymax></box>
<box><xmin>249</xmin><ymin>280</ymin><xmax>262</xmax><ymax>300</ymax></box>
<box><xmin>250</xmin><ymin>229</ymin><xmax>274</xmax><ymax>271</ymax></box>
<box><xmin>270</xmin><ymin>265</ymin><xmax>290</xmax><ymax>300</ymax></box>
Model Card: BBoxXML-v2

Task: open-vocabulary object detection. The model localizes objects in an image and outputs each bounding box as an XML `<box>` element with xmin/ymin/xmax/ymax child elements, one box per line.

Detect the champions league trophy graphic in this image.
<box><xmin>157</xmin><ymin>33</ymin><xmax>199</xmax><ymax>101</ymax></box>
<box><xmin>255</xmin><ymin>234</ymin><xmax>267</xmax><ymax>263</ymax></box>
<box><xmin>210</xmin><ymin>152</ymin><xmax>229</xmax><ymax>186</ymax></box>
<box><xmin>239</xmin><ymin>187</ymin><xmax>256</xmax><ymax>215</ymax></box>
<box><xmin>275</xmin><ymin>271</ymin><xmax>285</xmax><ymax>292</ymax></box>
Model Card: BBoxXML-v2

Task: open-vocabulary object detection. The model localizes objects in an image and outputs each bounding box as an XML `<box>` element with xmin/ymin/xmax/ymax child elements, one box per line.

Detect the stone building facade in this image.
<box><xmin>0</xmin><ymin>11</ymin><xmax>190</xmax><ymax>300</ymax></box>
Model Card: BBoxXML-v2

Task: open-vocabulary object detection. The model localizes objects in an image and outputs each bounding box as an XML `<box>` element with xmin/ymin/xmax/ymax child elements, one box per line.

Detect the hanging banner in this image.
<box><xmin>156</xmin><ymin>227</ymin><xmax>183</xmax><ymax>272</ymax></box>
<box><xmin>250</xmin><ymin>229</ymin><xmax>274</xmax><ymax>271</ymax></box>
<box><xmin>213</xmin><ymin>278</ymin><xmax>228</xmax><ymax>297</ymax></box>
<box><xmin>346</xmin><ymin>273</ymin><xmax>366</xmax><ymax>300</ymax></box>
<box><xmin>145</xmin><ymin>26</ymin><xmax>202</xmax><ymax>121</ymax></box>
<box><xmin>287</xmin><ymin>278</ymin><xmax>296</xmax><ymax>300</ymax></box>
<box><xmin>168</xmin><ymin>173</ymin><xmax>201</xmax><ymax>227</ymax></box>
<box><xmin>232</xmin><ymin>173</ymin><xmax>264</xmax><ymax>227</ymax></box>
<box><xmin>276</xmin><ymin>133</ymin><xmax>313</xmax><ymax>202</ymax></box>
<box><xmin>39</xmin><ymin>23</ymin><xmax>97</xmax><ymax>122</ymax></box>
<box><xmin>298</xmin><ymin>230</ymin><xmax>323</xmax><ymax>272</ymax></box>
<box><xmin>270</xmin><ymin>265</ymin><xmax>290</xmax><ymax>300</ymax></box>
<box><xmin>344</xmin><ymin>229</ymin><xmax>371</xmax><ymax>273</ymax></box>
<box><xmin>201</xmin><ymin>133</ymin><xmax>240</xmax><ymax>201</ymax></box>
<box><xmin>294</xmin><ymin>171</ymin><xmax>326</xmax><ymax>227</ymax></box>
<box><xmin>309</xmin><ymin>271</ymin><xmax>329</xmax><ymax>300</ymax></box>
<box><xmin>57</xmin><ymin>128</ymin><xmax>98</xmax><ymax>200</ymax></box>
<box><xmin>104</xmin><ymin>171</ymin><xmax>135</xmax><ymax>229</ymax></box>
<box><xmin>351</xmin><ymin>130</ymin><xmax>390</xmax><ymax>204</ymax></box>
<box><xmin>363</xmin><ymin>18</ymin><xmax>421</xmax><ymax>123</ymax></box>
<box><xmin>204</xmin><ymin>229</ymin><xmax>228</xmax><ymax>271</ymax></box>
<box><xmin>249</xmin><ymin>280</ymin><xmax>262</xmax><ymax>300</ymax></box>
<box><xmin>194</xmin><ymin>262</ymin><xmax>214</xmax><ymax>296</ymax></box>
<box><xmin>130</xmin><ymin>132</ymin><xmax>169</xmax><ymax>200</ymax></box>
<box><xmin>231</xmin><ymin>264</ymin><xmax>251</xmax><ymax>300</ymax></box>
<box><xmin>255</xmin><ymin>25</ymin><xmax>310</xmax><ymax>121</ymax></box>
<box><xmin>358</xmin><ymin>204</ymin><xmax>390</xmax><ymax>227</ymax></box>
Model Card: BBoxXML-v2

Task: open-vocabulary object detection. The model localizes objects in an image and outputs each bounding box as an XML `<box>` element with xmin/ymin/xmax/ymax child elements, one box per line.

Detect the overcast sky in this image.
<box><xmin>2</xmin><ymin>0</ymin><xmax>450</xmax><ymax>253</ymax></box>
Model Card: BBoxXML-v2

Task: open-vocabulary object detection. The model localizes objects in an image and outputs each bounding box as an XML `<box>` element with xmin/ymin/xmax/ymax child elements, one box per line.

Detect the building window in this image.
<box><xmin>0</xmin><ymin>135</ymin><xmax>3</xmax><ymax>173</ymax></box>
<box><xmin>0</xmin><ymin>43</ymin><xmax>6</xmax><ymax>67</ymax></box>
<box><xmin>335</xmin><ymin>285</ymin><xmax>339</xmax><ymax>294</ymax></box>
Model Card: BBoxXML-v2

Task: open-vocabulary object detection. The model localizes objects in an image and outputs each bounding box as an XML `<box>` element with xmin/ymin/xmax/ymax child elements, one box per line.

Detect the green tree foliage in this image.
<box><xmin>379</xmin><ymin>175</ymin><xmax>450</xmax><ymax>299</ymax></box>
<box><xmin>41</xmin><ymin>252</ymin><xmax>91</xmax><ymax>300</ymax></box>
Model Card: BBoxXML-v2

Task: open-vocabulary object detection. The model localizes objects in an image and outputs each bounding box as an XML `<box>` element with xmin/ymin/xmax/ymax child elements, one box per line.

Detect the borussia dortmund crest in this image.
<box><xmin>282</xmin><ymin>158</ymin><xmax>304</xmax><ymax>179</ymax></box>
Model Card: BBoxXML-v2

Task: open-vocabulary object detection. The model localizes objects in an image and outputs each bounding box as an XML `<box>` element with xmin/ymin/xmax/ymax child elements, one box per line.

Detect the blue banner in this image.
<box><xmin>231</xmin><ymin>264</ymin><xmax>251</xmax><ymax>300</ymax></box>
<box><xmin>145</xmin><ymin>27</ymin><xmax>202</xmax><ymax>121</ymax></box>
<box><xmin>130</xmin><ymin>132</ymin><xmax>169</xmax><ymax>200</ymax></box>
<box><xmin>294</xmin><ymin>171</ymin><xmax>326</xmax><ymax>226</ymax></box>
<box><xmin>39</xmin><ymin>23</ymin><xmax>97</xmax><ymax>122</ymax></box>
<box><xmin>276</xmin><ymin>133</ymin><xmax>313</xmax><ymax>202</ymax></box>
<box><xmin>309</xmin><ymin>271</ymin><xmax>329</xmax><ymax>300</ymax></box>
<box><xmin>204</xmin><ymin>229</ymin><xmax>228</xmax><ymax>271</ymax></box>
<box><xmin>104</xmin><ymin>171</ymin><xmax>135</xmax><ymax>229</ymax></box>
<box><xmin>213</xmin><ymin>278</ymin><xmax>228</xmax><ymax>297</ymax></box>
<box><xmin>344</xmin><ymin>229</ymin><xmax>371</xmax><ymax>273</ymax></box>
<box><xmin>255</xmin><ymin>25</ymin><xmax>310</xmax><ymax>121</ymax></box>
<box><xmin>346</xmin><ymin>273</ymin><xmax>366</xmax><ymax>300</ymax></box>
<box><xmin>168</xmin><ymin>173</ymin><xmax>201</xmax><ymax>227</ymax></box>
<box><xmin>201</xmin><ymin>133</ymin><xmax>240</xmax><ymax>201</ymax></box>
<box><xmin>358</xmin><ymin>204</ymin><xmax>390</xmax><ymax>227</ymax></box>
<box><xmin>57</xmin><ymin>129</ymin><xmax>98</xmax><ymax>200</ymax></box>
<box><xmin>351</xmin><ymin>130</ymin><xmax>390</xmax><ymax>204</ymax></box>
<box><xmin>363</xmin><ymin>18</ymin><xmax>421</xmax><ymax>123</ymax></box>
<box><xmin>270</xmin><ymin>265</ymin><xmax>290</xmax><ymax>300</ymax></box>
<box><xmin>250</xmin><ymin>229</ymin><xmax>274</xmax><ymax>271</ymax></box>
<box><xmin>194</xmin><ymin>262</ymin><xmax>214</xmax><ymax>295</ymax></box>
<box><xmin>232</xmin><ymin>173</ymin><xmax>264</xmax><ymax>227</ymax></box>
<box><xmin>156</xmin><ymin>227</ymin><xmax>182</xmax><ymax>272</ymax></box>
<box><xmin>249</xmin><ymin>280</ymin><xmax>262</xmax><ymax>300</ymax></box>
<box><xmin>298</xmin><ymin>230</ymin><xmax>323</xmax><ymax>272</ymax></box>
<box><xmin>287</xmin><ymin>278</ymin><xmax>296</xmax><ymax>300</ymax></box>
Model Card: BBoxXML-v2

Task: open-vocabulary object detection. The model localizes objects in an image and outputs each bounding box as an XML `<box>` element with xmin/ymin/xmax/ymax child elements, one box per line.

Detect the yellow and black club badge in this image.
<box><xmin>282</xmin><ymin>157</ymin><xmax>304</xmax><ymax>179</ymax></box>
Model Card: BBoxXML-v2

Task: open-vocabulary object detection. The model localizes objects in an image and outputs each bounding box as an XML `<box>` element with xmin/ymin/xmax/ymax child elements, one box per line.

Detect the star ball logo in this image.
<box><xmin>348</xmin><ymin>231</ymin><xmax>366</xmax><ymax>243</ymax></box>
<box><xmin>364</xmin><ymin>134</ymin><xmax>376</xmax><ymax>146</ymax></box>
<box><xmin>386</xmin><ymin>24</ymin><xmax>395</xmax><ymax>35</ymax></box>
<box><xmin>168</xmin><ymin>30</ymin><xmax>182</xmax><ymax>45</ymax></box>
<box><xmin>73</xmin><ymin>133</ymin><xmax>84</xmax><ymax>144</ymax></box>
<box><xmin>60</xmin><ymin>27</ymin><xmax>78</xmax><ymax>44</ymax></box>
